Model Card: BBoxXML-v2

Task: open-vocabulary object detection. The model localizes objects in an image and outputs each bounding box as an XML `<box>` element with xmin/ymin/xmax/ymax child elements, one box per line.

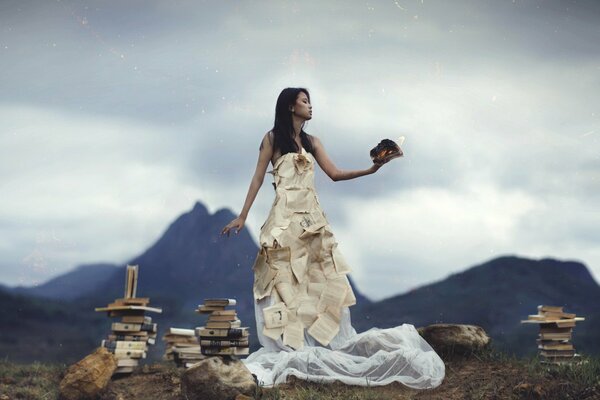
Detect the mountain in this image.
<box><xmin>351</xmin><ymin>256</ymin><xmax>600</xmax><ymax>357</ymax></box>
<box><xmin>12</xmin><ymin>263</ymin><xmax>119</xmax><ymax>300</ymax></box>
<box><xmin>3</xmin><ymin>201</ymin><xmax>370</xmax><ymax>362</ymax></box>
<box><xmin>85</xmin><ymin>201</ymin><xmax>370</xmax><ymax>356</ymax></box>
<box><xmin>2</xmin><ymin>202</ymin><xmax>598</xmax><ymax>363</ymax></box>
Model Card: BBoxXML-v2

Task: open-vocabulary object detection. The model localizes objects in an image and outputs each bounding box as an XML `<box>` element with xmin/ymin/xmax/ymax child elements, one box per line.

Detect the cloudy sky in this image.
<box><xmin>1</xmin><ymin>0</ymin><xmax>599</xmax><ymax>300</ymax></box>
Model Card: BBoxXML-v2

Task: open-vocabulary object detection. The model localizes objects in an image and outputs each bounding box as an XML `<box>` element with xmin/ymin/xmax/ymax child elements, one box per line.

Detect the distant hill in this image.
<box><xmin>2</xmin><ymin>201</ymin><xmax>370</xmax><ymax>362</ymax></box>
<box><xmin>352</xmin><ymin>256</ymin><xmax>600</xmax><ymax>357</ymax></box>
<box><xmin>0</xmin><ymin>287</ymin><xmax>105</xmax><ymax>363</ymax></box>
<box><xmin>2</xmin><ymin>201</ymin><xmax>598</xmax><ymax>363</ymax></box>
<box><xmin>12</xmin><ymin>263</ymin><xmax>118</xmax><ymax>300</ymax></box>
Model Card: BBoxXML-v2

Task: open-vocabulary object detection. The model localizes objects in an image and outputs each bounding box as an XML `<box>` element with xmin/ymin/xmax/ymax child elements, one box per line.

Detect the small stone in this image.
<box><xmin>181</xmin><ymin>356</ymin><xmax>256</xmax><ymax>400</ymax></box>
<box><xmin>513</xmin><ymin>382</ymin><xmax>545</xmax><ymax>399</ymax></box>
<box><xmin>59</xmin><ymin>347</ymin><xmax>117</xmax><ymax>400</ymax></box>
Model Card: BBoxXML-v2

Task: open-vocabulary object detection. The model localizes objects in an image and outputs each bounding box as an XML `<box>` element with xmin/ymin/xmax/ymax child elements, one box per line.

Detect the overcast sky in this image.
<box><xmin>1</xmin><ymin>0</ymin><xmax>599</xmax><ymax>300</ymax></box>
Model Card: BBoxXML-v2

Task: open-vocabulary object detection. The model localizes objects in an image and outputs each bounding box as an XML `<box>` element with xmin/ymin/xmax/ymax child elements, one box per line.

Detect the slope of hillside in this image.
<box><xmin>12</xmin><ymin>263</ymin><xmax>118</xmax><ymax>300</ymax></box>
<box><xmin>352</xmin><ymin>256</ymin><xmax>600</xmax><ymax>356</ymax></box>
<box><xmin>0</xmin><ymin>288</ymin><xmax>106</xmax><ymax>363</ymax></box>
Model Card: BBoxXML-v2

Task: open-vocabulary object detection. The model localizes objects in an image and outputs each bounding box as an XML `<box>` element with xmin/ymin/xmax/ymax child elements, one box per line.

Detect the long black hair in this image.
<box><xmin>271</xmin><ymin>87</ymin><xmax>316</xmax><ymax>156</ymax></box>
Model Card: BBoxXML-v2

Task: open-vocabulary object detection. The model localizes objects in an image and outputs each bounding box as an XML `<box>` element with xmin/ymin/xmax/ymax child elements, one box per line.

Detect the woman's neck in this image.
<box><xmin>292</xmin><ymin>116</ymin><xmax>304</xmax><ymax>138</ymax></box>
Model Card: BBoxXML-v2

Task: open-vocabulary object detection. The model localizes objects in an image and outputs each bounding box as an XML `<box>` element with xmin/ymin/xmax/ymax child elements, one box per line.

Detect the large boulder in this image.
<box><xmin>181</xmin><ymin>356</ymin><xmax>256</xmax><ymax>400</ymax></box>
<box><xmin>418</xmin><ymin>323</ymin><xmax>490</xmax><ymax>359</ymax></box>
<box><xmin>59</xmin><ymin>347</ymin><xmax>117</xmax><ymax>400</ymax></box>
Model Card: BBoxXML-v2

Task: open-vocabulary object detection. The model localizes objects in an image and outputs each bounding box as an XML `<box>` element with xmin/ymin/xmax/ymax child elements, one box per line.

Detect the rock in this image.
<box><xmin>59</xmin><ymin>347</ymin><xmax>117</xmax><ymax>400</ymax></box>
<box><xmin>181</xmin><ymin>356</ymin><xmax>257</xmax><ymax>400</ymax></box>
<box><xmin>513</xmin><ymin>383</ymin><xmax>545</xmax><ymax>399</ymax></box>
<box><xmin>417</xmin><ymin>323</ymin><xmax>490</xmax><ymax>359</ymax></box>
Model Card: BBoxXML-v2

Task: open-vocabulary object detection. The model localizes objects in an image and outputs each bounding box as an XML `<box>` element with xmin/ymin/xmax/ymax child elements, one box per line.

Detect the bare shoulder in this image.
<box><xmin>308</xmin><ymin>134</ymin><xmax>322</xmax><ymax>148</ymax></box>
<box><xmin>260</xmin><ymin>130</ymin><xmax>274</xmax><ymax>150</ymax></box>
<box><xmin>310</xmin><ymin>134</ymin><xmax>326</xmax><ymax>155</ymax></box>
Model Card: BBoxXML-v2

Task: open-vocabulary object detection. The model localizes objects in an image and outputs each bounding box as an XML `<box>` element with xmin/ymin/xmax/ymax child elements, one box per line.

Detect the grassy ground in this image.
<box><xmin>1</xmin><ymin>348</ymin><xmax>599</xmax><ymax>400</ymax></box>
<box><xmin>0</xmin><ymin>359</ymin><xmax>66</xmax><ymax>400</ymax></box>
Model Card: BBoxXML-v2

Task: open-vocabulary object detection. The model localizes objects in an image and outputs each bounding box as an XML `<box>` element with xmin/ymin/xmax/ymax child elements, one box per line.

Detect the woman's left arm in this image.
<box><xmin>311</xmin><ymin>135</ymin><xmax>386</xmax><ymax>182</ymax></box>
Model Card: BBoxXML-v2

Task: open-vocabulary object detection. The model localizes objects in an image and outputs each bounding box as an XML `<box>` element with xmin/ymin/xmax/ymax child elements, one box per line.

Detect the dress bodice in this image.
<box><xmin>268</xmin><ymin>147</ymin><xmax>315</xmax><ymax>191</ymax></box>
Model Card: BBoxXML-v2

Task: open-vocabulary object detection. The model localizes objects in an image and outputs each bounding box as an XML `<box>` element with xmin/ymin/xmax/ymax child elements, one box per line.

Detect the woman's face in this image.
<box><xmin>292</xmin><ymin>92</ymin><xmax>312</xmax><ymax>121</ymax></box>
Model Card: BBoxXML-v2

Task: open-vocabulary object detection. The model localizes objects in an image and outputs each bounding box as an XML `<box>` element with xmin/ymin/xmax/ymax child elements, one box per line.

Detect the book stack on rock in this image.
<box><xmin>162</xmin><ymin>328</ymin><xmax>205</xmax><ymax>368</ymax></box>
<box><xmin>521</xmin><ymin>305</ymin><xmax>585</xmax><ymax>365</ymax></box>
<box><xmin>195</xmin><ymin>298</ymin><xmax>250</xmax><ymax>357</ymax></box>
<box><xmin>95</xmin><ymin>265</ymin><xmax>162</xmax><ymax>374</ymax></box>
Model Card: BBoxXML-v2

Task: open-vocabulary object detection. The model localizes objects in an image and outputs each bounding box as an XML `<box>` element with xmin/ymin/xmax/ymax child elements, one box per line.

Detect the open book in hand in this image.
<box><xmin>370</xmin><ymin>136</ymin><xmax>405</xmax><ymax>164</ymax></box>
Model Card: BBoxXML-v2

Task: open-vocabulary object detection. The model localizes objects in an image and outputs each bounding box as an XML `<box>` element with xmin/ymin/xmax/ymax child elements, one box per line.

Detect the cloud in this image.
<box><xmin>0</xmin><ymin>0</ymin><xmax>598</xmax><ymax>300</ymax></box>
<box><xmin>0</xmin><ymin>105</ymin><xmax>206</xmax><ymax>284</ymax></box>
<box><xmin>333</xmin><ymin>184</ymin><xmax>535</xmax><ymax>298</ymax></box>
<box><xmin>335</xmin><ymin>182</ymin><xmax>600</xmax><ymax>300</ymax></box>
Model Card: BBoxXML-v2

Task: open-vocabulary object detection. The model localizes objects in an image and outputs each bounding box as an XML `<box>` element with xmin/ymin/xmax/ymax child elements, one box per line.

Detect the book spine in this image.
<box><xmin>538</xmin><ymin>305</ymin><xmax>564</xmax><ymax>313</ymax></box>
<box><xmin>201</xmin><ymin>347</ymin><xmax>249</xmax><ymax>356</ymax></box>
<box><xmin>201</xmin><ymin>347</ymin><xmax>235</xmax><ymax>355</ymax></box>
<box><xmin>207</xmin><ymin>315</ymin><xmax>239</xmax><ymax>322</ymax></box>
<box><xmin>121</xmin><ymin>317</ymin><xmax>145</xmax><ymax>323</ymax></box>
<box><xmin>102</xmin><ymin>340</ymin><xmax>147</xmax><ymax>350</ymax></box>
<box><xmin>108</xmin><ymin>335</ymin><xmax>147</xmax><ymax>342</ymax></box>
<box><xmin>141</xmin><ymin>323</ymin><xmax>157</xmax><ymax>332</ymax></box>
<box><xmin>199</xmin><ymin>339</ymin><xmax>249</xmax><ymax>347</ymax></box>
<box><xmin>204</xmin><ymin>298</ymin><xmax>237</xmax><ymax>306</ymax></box>
<box><xmin>111</xmin><ymin>323</ymin><xmax>142</xmax><ymax>331</ymax></box>
<box><xmin>196</xmin><ymin>327</ymin><xmax>248</xmax><ymax>338</ymax></box>
<box><xmin>540</xmin><ymin>350</ymin><xmax>575</xmax><ymax>357</ymax></box>
<box><xmin>113</xmin><ymin>349</ymin><xmax>146</xmax><ymax>358</ymax></box>
<box><xmin>205</xmin><ymin>321</ymin><xmax>241</xmax><ymax>329</ymax></box>
<box><xmin>210</xmin><ymin>311</ymin><xmax>237</xmax><ymax>316</ymax></box>
<box><xmin>168</xmin><ymin>328</ymin><xmax>195</xmax><ymax>336</ymax></box>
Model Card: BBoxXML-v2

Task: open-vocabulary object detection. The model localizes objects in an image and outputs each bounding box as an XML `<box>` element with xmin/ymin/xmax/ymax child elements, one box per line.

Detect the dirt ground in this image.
<box><xmin>94</xmin><ymin>356</ymin><xmax>599</xmax><ymax>400</ymax></box>
<box><xmin>98</xmin><ymin>364</ymin><xmax>183</xmax><ymax>400</ymax></box>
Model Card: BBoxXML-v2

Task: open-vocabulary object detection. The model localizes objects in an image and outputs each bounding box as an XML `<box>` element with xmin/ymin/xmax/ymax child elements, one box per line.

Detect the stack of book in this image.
<box><xmin>95</xmin><ymin>265</ymin><xmax>162</xmax><ymax>373</ymax></box>
<box><xmin>162</xmin><ymin>328</ymin><xmax>204</xmax><ymax>368</ymax></box>
<box><xmin>521</xmin><ymin>305</ymin><xmax>585</xmax><ymax>365</ymax></box>
<box><xmin>195</xmin><ymin>298</ymin><xmax>250</xmax><ymax>357</ymax></box>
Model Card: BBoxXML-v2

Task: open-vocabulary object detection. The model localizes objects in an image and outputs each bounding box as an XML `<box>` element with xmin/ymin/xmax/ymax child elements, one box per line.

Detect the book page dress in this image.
<box><xmin>242</xmin><ymin>147</ymin><xmax>445</xmax><ymax>389</ymax></box>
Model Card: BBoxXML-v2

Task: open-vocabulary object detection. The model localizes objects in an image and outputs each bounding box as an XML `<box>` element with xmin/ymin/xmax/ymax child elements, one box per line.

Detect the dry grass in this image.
<box><xmin>0</xmin><ymin>358</ymin><xmax>66</xmax><ymax>400</ymax></box>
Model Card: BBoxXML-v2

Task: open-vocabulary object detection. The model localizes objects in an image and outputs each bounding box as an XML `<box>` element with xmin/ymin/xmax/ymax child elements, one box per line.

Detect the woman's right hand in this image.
<box><xmin>221</xmin><ymin>216</ymin><xmax>246</xmax><ymax>237</ymax></box>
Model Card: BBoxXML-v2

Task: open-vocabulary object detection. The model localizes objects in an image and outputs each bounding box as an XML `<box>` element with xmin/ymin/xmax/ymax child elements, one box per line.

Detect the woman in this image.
<box><xmin>221</xmin><ymin>87</ymin><xmax>445</xmax><ymax>388</ymax></box>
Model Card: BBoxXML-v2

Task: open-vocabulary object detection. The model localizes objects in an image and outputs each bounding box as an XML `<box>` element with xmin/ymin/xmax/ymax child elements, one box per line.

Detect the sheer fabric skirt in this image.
<box><xmin>242</xmin><ymin>295</ymin><xmax>446</xmax><ymax>389</ymax></box>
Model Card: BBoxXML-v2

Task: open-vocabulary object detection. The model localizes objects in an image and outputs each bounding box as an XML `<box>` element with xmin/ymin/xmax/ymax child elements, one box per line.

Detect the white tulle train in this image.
<box><xmin>242</xmin><ymin>296</ymin><xmax>446</xmax><ymax>389</ymax></box>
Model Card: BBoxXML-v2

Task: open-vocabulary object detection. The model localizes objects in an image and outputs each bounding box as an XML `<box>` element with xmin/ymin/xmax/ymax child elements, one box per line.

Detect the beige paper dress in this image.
<box><xmin>244</xmin><ymin>147</ymin><xmax>446</xmax><ymax>389</ymax></box>
<box><xmin>251</xmin><ymin>147</ymin><xmax>356</xmax><ymax>350</ymax></box>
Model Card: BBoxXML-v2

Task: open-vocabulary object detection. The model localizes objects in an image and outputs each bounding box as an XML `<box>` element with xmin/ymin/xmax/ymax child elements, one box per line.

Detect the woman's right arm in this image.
<box><xmin>221</xmin><ymin>132</ymin><xmax>273</xmax><ymax>237</ymax></box>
